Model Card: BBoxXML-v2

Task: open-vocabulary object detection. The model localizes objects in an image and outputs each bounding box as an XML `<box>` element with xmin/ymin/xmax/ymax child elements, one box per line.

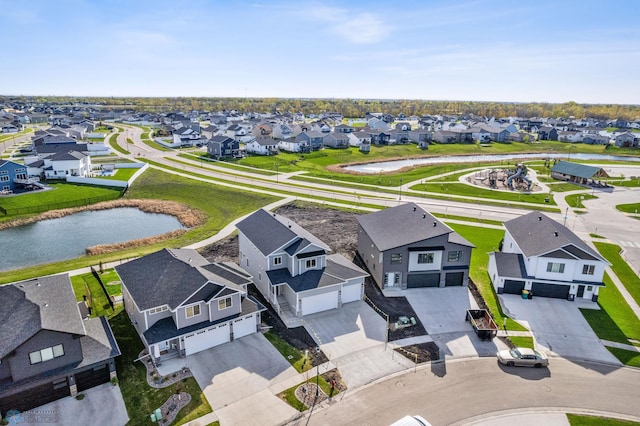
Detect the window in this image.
<box><xmin>29</xmin><ymin>344</ymin><xmax>64</xmax><ymax>365</ymax></box>
<box><xmin>417</xmin><ymin>253</ymin><xmax>434</xmax><ymax>264</ymax></box>
<box><xmin>390</xmin><ymin>253</ymin><xmax>403</xmax><ymax>264</ymax></box>
<box><xmin>0</xmin><ymin>176</ymin><xmax>8</xmax><ymax>182</ymax></box>
<box><xmin>149</xmin><ymin>305</ymin><xmax>168</xmax><ymax>315</ymax></box>
<box><xmin>218</xmin><ymin>297</ymin><xmax>232</xmax><ymax>310</ymax></box>
<box><xmin>582</xmin><ymin>264</ymin><xmax>595</xmax><ymax>275</ymax></box>
<box><xmin>306</xmin><ymin>258</ymin><xmax>316</xmax><ymax>268</ymax></box>
<box><xmin>448</xmin><ymin>251</ymin><xmax>463</xmax><ymax>262</ymax></box>
<box><xmin>546</xmin><ymin>262</ymin><xmax>565</xmax><ymax>273</ymax></box>
<box><xmin>186</xmin><ymin>305</ymin><xmax>201</xmax><ymax>318</ymax></box>
<box><xmin>274</xmin><ymin>256</ymin><xmax>282</xmax><ymax>265</ymax></box>
<box><xmin>394</xmin><ymin>273</ymin><xmax>400</xmax><ymax>284</ymax></box>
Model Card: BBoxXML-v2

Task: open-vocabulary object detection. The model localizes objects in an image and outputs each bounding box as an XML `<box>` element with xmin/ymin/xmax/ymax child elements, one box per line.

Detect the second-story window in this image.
<box><xmin>418</xmin><ymin>253</ymin><xmax>434</xmax><ymax>264</ymax></box>
<box><xmin>390</xmin><ymin>253</ymin><xmax>402</xmax><ymax>264</ymax></box>
<box><xmin>274</xmin><ymin>256</ymin><xmax>282</xmax><ymax>265</ymax></box>
<box><xmin>546</xmin><ymin>262</ymin><xmax>565</xmax><ymax>273</ymax></box>
<box><xmin>582</xmin><ymin>264</ymin><xmax>595</xmax><ymax>275</ymax></box>
<box><xmin>306</xmin><ymin>258</ymin><xmax>317</xmax><ymax>269</ymax></box>
<box><xmin>218</xmin><ymin>297</ymin><xmax>232</xmax><ymax>310</ymax></box>
<box><xmin>186</xmin><ymin>305</ymin><xmax>201</xmax><ymax>318</ymax></box>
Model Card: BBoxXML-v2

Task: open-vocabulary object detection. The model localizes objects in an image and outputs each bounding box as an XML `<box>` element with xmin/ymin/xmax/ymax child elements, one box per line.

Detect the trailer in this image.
<box><xmin>466</xmin><ymin>309</ymin><xmax>498</xmax><ymax>341</ymax></box>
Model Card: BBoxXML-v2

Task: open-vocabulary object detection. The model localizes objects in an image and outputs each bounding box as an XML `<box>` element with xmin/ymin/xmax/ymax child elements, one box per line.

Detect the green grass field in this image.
<box><xmin>593</xmin><ymin>242</ymin><xmax>640</xmax><ymax>307</ymax></box>
<box><xmin>0</xmin><ymin>183</ymin><xmax>123</xmax><ymax>218</ymax></box>
<box><xmin>414</xmin><ymin>182</ymin><xmax>555</xmax><ymax>205</ymax></box>
<box><xmin>567</xmin><ymin>413</ymin><xmax>640</xmax><ymax>426</ymax></box>
<box><xmin>616</xmin><ymin>203</ymin><xmax>640</xmax><ymax>214</ymax></box>
<box><xmin>94</xmin><ymin>168</ymin><xmax>138</xmax><ymax>181</ymax></box>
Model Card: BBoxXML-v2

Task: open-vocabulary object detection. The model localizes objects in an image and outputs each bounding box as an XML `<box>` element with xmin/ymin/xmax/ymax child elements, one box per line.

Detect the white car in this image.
<box><xmin>390</xmin><ymin>415</ymin><xmax>432</xmax><ymax>426</ymax></box>
<box><xmin>497</xmin><ymin>347</ymin><xmax>549</xmax><ymax>368</ymax></box>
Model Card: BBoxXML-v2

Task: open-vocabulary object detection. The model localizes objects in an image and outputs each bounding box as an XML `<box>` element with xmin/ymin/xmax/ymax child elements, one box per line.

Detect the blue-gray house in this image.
<box><xmin>0</xmin><ymin>160</ymin><xmax>28</xmax><ymax>193</ymax></box>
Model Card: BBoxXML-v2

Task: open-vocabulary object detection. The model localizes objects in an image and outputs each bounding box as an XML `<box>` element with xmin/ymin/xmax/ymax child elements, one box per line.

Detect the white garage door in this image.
<box><xmin>184</xmin><ymin>323</ymin><xmax>230</xmax><ymax>355</ymax></box>
<box><xmin>341</xmin><ymin>283</ymin><xmax>363</xmax><ymax>304</ymax></box>
<box><xmin>302</xmin><ymin>291</ymin><xmax>339</xmax><ymax>316</ymax></box>
<box><xmin>232</xmin><ymin>314</ymin><xmax>257</xmax><ymax>340</ymax></box>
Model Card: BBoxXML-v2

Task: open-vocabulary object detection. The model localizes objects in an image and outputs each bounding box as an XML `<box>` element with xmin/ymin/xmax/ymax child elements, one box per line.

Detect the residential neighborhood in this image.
<box><xmin>1</xmin><ymin>96</ymin><xmax>640</xmax><ymax>426</ymax></box>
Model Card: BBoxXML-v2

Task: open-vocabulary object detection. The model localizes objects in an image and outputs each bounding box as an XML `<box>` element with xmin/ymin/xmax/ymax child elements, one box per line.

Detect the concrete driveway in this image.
<box><xmin>303</xmin><ymin>301</ymin><xmax>414</xmax><ymax>387</ymax></box>
<box><xmin>499</xmin><ymin>294</ymin><xmax>621</xmax><ymax>364</ymax></box>
<box><xmin>405</xmin><ymin>287</ymin><xmax>510</xmax><ymax>358</ymax></box>
<box><xmin>18</xmin><ymin>382</ymin><xmax>128</xmax><ymax>426</ymax></box>
<box><xmin>187</xmin><ymin>333</ymin><xmax>300</xmax><ymax>426</ymax></box>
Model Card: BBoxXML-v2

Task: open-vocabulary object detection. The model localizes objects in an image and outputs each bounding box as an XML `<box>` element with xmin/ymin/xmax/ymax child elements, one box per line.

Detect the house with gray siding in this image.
<box><xmin>0</xmin><ymin>274</ymin><xmax>120</xmax><ymax>416</ymax></box>
<box><xmin>115</xmin><ymin>248</ymin><xmax>264</xmax><ymax>363</ymax></box>
<box><xmin>357</xmin><ymin>203</ymin><xmax>474</xmax><ymax>290</ymax></box>
<box><xmin>488</xmin><ymin>212</ymin><xmax>609</xmax><ymax>301</ymax></box>
<box><xmin>236</xmin><ymin>209</ymin><xmax>368</xmax><ymax>323</ymax></box>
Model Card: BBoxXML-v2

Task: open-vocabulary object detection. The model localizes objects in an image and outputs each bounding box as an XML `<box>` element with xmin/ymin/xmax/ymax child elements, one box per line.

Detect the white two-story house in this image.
<box><xmin>236</xmin><ymin>209</ymin><xmax>368</xmax><ymax>322</ymax></box>
<box><xmin>116</xmin><ymin>248</ymin><xmax>265</xmax><ymax>363</ymax></box>
<box><xmin>488</xmin><ymin>212</ymin><xmax>609</xmax><ymax>302</ymax></box>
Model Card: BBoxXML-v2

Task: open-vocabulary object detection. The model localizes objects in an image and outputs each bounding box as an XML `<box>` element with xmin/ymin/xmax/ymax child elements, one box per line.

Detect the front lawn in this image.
<box><xmin>109</xmin><ymin>310</ymin><xmax>212</xmax><ymax>426</ymax></box>
<box><xmin>594</xmin><ymin>242</ymin><xmax>640</xmax><ymax>306</ymax></box>
<box><xmin>264</xmin><ymin>330</ymin><xmax>312</xmax><ymax>373</ymax></box>
<box><xmin>94</xmin><ymin>168</ymin><xmax>138</xmax><ymax>181</ymax></box>
<box><xmin>580</xmin><ymin>274</ymin><xmax>640</xmax><ymax>348</ymax></box>
<box><xmin>616</xmin><ymin>203</ymin><xmax>640</xmax><ymax>213</ymax></box>
<box><xmin>508</xmin><ymin>336</ymin><xmax>534</xmax><ymax>349</ymax></box>
<box><xmin>568</xmin><ymin>413</ymin><xmax>640</xmax><ymax>426</ymax></box>
<box><xmin>605</xmin><ymin>347</ymin><xmax>640</xmax><ymax>368</ymax></box>
<box><xmin>448</xmin><ymin>223</ymin><xmax>527</xmax><ymax>331</ymax></box>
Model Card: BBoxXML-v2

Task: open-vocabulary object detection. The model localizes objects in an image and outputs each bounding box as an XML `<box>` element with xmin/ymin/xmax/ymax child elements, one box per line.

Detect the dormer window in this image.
<box><xmin>186</xmin><ymin>305</ymin><xmax>201</xmax><ymax>318</ymax></box>
<box><xmin>306</xmin><ymin>259</ymin><xmax>317</xmax><ymax>269</ymax></box>
<box><xmin>218</xmin><ymin>297</ymin><xmax>232</xmax><ymax>310</ymax></box>
<box><xmin>274</xmin><ymin>256</ymin><xmax>282</xmax><ymax>266</ymax></box>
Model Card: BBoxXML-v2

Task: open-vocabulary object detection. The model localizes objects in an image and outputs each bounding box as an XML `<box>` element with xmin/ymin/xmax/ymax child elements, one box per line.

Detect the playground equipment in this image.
<box><xmin>507</xmin><ymin>163</ymin><xmax>532</xmax><ymax>191</ymax></box>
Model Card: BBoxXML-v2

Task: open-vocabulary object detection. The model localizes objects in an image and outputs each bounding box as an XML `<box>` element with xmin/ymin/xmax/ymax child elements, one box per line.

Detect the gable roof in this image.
<box><xmin>503</xmin><ymin>212</ymin><xmax>607</xmax><ymax>262</ymax></box>
<box><xmin>551</xmin><ymin>161</ymin><xmax>607</xmax><ymax>179</ymax></box>
<box><xmin>116</xmin><ymin>248</ymin><xmax>247</xmax><ymax>311</ymax></box>
<box><xmin>357</xmin><ymin>202</ymin><xmax>474</xmax><ymax>251</ymax></box>
<box><xmin>236</xmin><ymin>209</ymin><xmax>330</xmax><ymax>256</ymax></box>
<box><xmin>0</xmin><ymin>274</ymin><xmax>86</xmax><ymax>359</ymax></box>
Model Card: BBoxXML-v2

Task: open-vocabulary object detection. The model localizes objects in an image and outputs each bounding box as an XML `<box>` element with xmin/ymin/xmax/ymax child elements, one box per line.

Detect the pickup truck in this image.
<box><xmin>465</xmin><ymin>309</ymin><xmax>498</xmax><ymax>341</ymax></box>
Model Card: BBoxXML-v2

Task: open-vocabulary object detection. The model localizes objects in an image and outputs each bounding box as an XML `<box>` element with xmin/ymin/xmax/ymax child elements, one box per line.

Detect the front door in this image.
<box><xmin>583</xmin><ymin>285</ymin><xmax>594</xmax><ymax>300</ymax></box>
<box><xmin>386</xmin><ymin>273</ymin><xmax>396</xmax><ymax>287</ymax></box>
<box><xmin>577</xmin><ymin>285</ymin><xmax>585</xmax><ymax>298</ymax></box>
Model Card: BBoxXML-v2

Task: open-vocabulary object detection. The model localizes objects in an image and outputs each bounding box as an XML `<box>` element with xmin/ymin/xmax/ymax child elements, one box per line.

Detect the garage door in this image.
<box><xmin>301</xmin><ymin>291</ymin><xmax>338</xmax><ymax>316</ymax></box>
<box><xmin>503</xmin><ymin>280</ymin><xmax>526</xmax><ymax>294</ymax></box>
<box><xmin>341</xmin><ymin>283</ymin><xmax>362</xmax><ymax>304</ymax></box>
<box><xmin>407</xmin><ymin>273</ymin><xmax>440</xmax><ymax>288</ymax></box>
<box><xmin>444</xmin><ymin>272</ymin><xmax>464</xmax><ymax>287</ymax></box>
<box><xmin>0</xmin><ymin>378</ymin><xmax>70</xmax><ymax>416</ymax></box>
<box><xmin>184</xmin><ymin>323</ymin><xmax>230</xmax><ymax>355</ymax></box>
<box><xmin>531</xmin><ymin>282</ymin><xmax>570</xmax><ymax>299</ymax></box>
<box><xmin>232</xmin><ymin>314</ymin><xmax>256</xmax><ymax>340</ymax></box>
<box><xmin>76</xmin><ymin>364</ymin><xmax>110</xmax><ymax>392</ymax></box>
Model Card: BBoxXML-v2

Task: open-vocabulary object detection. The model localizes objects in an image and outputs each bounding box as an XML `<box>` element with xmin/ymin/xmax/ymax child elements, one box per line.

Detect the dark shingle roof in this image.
<box><xmin>493</xmin><ymin>252</ymin><xmax>529</xmax><ymax>279</ymax></box>
<box><xmin>116</xmin><ymin>249</ymin><xmax>249</xmax><ymax>311</ymax></box>
<box><xmin>77</xmin><ymin>316</ymin><xmax>121</xmax><ymax>367</ymax></box>
<box><xmin>357</xmin><ymin>202</ymin><xmax>474</xmax><ymax>251</ymax></box>
<box><xmin>551</xmin><ymin>161</ymin><xmax>605</xmax><ymax>179</ymax></box>
<box><xmin>266</xmin><ymin>254</ymin><xmax>367</xmax><ymax>292</ymax></box>
<box><xmin>504</xmin><ymin>212</ymin><xmax>607</xmax><ymax>262</ymax></box>
<box><xmin>0</xmin><ymin>274</ymin><xmax>86</xmax><ymax>359</ymax></box>
<box><xmin>236</xmin><ymin>209</ymin><xmax>329</xmax><ymax>256</ymax></box>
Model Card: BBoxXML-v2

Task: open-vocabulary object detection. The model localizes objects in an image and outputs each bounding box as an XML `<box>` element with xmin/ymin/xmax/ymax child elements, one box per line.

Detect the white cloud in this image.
<box><xmin>301</xmin><ymin>4</ymin><xmax>391</xmax><ymax>44</ymax></box>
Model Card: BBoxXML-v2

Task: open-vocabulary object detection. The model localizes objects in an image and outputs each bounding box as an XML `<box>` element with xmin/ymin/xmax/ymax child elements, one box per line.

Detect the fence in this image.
<box><xmin>90</xmin><ymin>266</ymin><xmax>115</xmax><ymax>310</ymax></box>
<box><xmin>0</xmin><ymin>192</ymin><xmax>124</xmax><ymax>216</ymax></box>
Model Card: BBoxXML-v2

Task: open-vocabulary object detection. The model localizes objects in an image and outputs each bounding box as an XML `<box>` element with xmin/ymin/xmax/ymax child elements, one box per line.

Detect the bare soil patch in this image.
<box><xmin>394</xmin><ymin>342</ymin><xmax>441</xmax><ymax>363</ymax></box>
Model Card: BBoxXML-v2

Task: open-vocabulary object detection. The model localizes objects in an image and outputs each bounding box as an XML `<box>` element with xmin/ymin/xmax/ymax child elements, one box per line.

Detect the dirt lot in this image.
<box><xmin>198</xmin><ymin>202</ymin><xmax>433</xmax><ymax>363</ymax></box>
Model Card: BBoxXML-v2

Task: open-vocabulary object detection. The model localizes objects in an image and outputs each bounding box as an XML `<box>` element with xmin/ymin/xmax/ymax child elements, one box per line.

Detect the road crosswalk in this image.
<box><xmin>619</xmin><ymin>241</ymin><xmax>640</xmax><ymax>248</ymax></box>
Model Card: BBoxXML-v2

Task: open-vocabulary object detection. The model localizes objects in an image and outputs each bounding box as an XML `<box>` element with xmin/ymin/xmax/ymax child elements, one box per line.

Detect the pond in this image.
<box><xmin>0</xmin><ymin>208</ymin><xmax>185</xmax><ymax>271</ymax></box>
<box><xmin>344</xmin><ymin>153</ymin><xmax>640</xmax><ymax>174</ymax></box>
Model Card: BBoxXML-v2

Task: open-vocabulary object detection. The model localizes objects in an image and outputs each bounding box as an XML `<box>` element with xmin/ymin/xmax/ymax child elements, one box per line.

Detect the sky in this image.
<box><xmin>1</xmin><ymin>0</ymin><xmax>639</xmax><ymax>104</ymax></box>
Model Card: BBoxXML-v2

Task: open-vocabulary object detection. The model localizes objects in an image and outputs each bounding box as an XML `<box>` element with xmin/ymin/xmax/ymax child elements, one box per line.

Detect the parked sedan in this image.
<box><xmin>497</xmin><ymin>347</ymin><xmax>549</xmax><ymax>368</ymax></box>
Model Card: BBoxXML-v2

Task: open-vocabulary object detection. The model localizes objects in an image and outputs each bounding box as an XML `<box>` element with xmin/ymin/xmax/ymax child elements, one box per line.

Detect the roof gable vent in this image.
<box><xmin>554</xmin><ymin>231</ymin><xmax>559</xmax><ymax>237</ymax></box>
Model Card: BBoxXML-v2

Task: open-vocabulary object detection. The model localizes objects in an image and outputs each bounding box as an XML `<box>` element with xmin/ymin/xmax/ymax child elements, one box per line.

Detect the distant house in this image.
<box><xmin>295</xmin><ymin>131</ymin><xmax>324</xmax><ymax>150</ymax></box>
<box><xmin>271</xmin><ymin>124</ymin><xmax>293</xmax><ymax>140</ymax></box>
<box><xmin>558</xmin><ymin>131</ymin><xmax>583</xmax><ymax>143</ymax></box>
<box><xmin>334</xmin><ymin>124</ymin><xmax>354</xmax><ymax>134</ymax></box>
<box><xmin>537</xmin><ymin>126</ymin><xmax>558</xmax><ymax>141</ymax></box>
<box><xmin>41</xmin><ymin>150</ymin><xmax>92</xmax><ymax>180</ymax></box>
<box><xmin>357</xmin><ymin>203</ymin><xmax>474</xmax><ymax>290</ymax></box>
<box><xmin>245</xmin><ymin>136</ymin><xmax>279</xmax><ymax>156</ymax></box>
<box><xmin>348</xmin><ymin>131</ymin><xmax>372</xmax><ymax>147</ymax></box>
<box><xmin>582</xmin><ymin>134</ymin><xmax>610</xmax><ymax>145</ymax></box>
<box><xmin>613</xmin><ymin>132</ymin><xmax>638</xmax><ymax>148</ymax></box>
<box><xmin>278</xmin><ymin>137</ymin><xmax>311</xmax><ymax>153</ymax></box>
<box><xmin>207</xmin><ymin>135</ymin><xmax>240</xmax><ymax>159</ymax></box>
<box><xmin>323</xmin><ymin>132</ymin><xmax>349</xmax><ymax>149</ymax></box>
<box><xmin>0</xmin><ymin>274</ymin><xmax>120</xmax><ymax>416</ymax></box>
<box><xmin>236</xmin><ymin>209</ymin><xmax>368</xmax><ymax>320</ymax></box>
<box><xmin>116</xmin><ymin>248</ymin><xmax>264</xmax><ymax>362</ymax></box>
<box><xmin>226</xmin><ymin>124</ymin><xmax>249</xmax><ymax>140</ymax></box>
<box><xmin>550</xmin><ymin>161</ymin><xmax>609</xmax><ymax>184</ymax></box>
<box><xmin>488</xmin><ymin>212</ymin><xmax>609</xmax><ymax>301</ymax></box>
